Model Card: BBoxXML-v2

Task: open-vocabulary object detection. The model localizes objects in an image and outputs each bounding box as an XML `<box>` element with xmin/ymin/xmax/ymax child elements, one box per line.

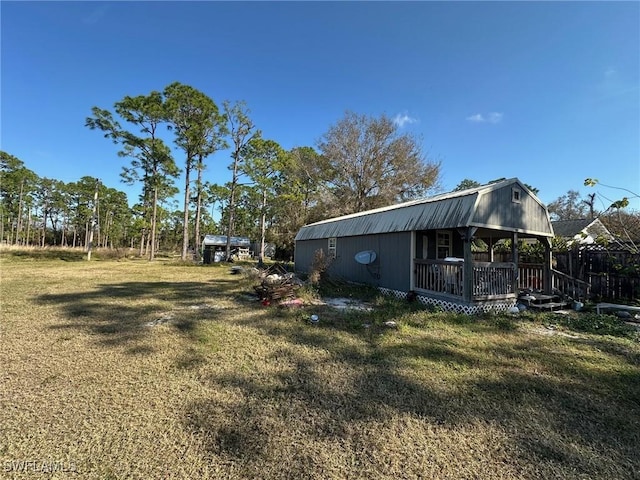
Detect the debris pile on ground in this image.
<box><xmin>254</xmin><ymin>264</ymin><xmax>304</xmax><ymax>303</ymax></box>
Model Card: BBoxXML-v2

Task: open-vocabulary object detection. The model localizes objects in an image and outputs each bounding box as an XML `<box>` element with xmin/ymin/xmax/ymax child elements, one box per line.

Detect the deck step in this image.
<box><xmin>518</xmin><ymin>291</ymin><xmax>572</xmax><ymax>312</ymax></box>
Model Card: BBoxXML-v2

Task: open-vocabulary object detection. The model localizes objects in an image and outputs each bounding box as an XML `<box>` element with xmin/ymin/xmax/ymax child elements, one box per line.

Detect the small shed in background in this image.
<box><xmin>202</xmin><ymin>235</ymin><xmax>251</xmax><ymax>263</ymax></box>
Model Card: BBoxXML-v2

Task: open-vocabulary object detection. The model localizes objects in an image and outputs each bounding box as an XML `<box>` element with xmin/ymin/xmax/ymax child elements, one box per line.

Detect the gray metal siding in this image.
<box><xmin>295</xmin><ymin>232</ymin><xmax>412</xmax><ymax>292</ymax></box>
<box><xmin>330</xmin><ymin>236</ymin><xmax>380</xmax><ymax>286</ymax></box>
<box><xmin>294</xmin><ymin>239</ymin><xmax>326</xmax><ymax>275</ymax></box>
<box><xmin>471</xmin><ymin>184</ymin><xmax>553</xmax><ymax>235</ymax></box>
<box><xmin>378</xmin><ymin>232</ymin><xmax>412</xmax><ymax>291</ymax></box>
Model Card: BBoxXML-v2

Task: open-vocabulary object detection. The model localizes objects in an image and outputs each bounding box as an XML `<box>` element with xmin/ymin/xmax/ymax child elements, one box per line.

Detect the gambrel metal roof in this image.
<box><xmin>295</xmin><ymin>178</ymin><xmax>554</xmax><ymax>241</ymax></box>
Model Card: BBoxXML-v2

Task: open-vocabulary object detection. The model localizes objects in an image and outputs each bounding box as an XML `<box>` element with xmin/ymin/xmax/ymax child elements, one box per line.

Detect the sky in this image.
<box><xmin>2</xmin><ymin>1</ymin><xmax>639</xmax><ymax>215</ymax></box>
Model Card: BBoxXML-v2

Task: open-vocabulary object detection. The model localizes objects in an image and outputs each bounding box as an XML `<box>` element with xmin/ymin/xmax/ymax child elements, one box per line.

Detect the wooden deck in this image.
<box><xmin>414</xmin><ymin>259</ymin><xmax>589</xmax><ymax>305</ymax></box>
<box><xmin>414</xmin><ymin>259</ymin><xmax>515</xmax><ymax>301</ymax></box>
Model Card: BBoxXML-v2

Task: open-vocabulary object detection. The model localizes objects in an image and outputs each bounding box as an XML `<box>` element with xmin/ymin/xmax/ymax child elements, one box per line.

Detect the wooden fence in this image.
<box><xmin>555</xmin><ymin>248</ymin><xmax>639</xmax><ymax>302</ymax></box>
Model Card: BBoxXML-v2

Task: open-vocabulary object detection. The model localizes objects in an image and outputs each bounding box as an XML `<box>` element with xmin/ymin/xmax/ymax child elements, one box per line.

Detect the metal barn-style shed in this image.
<box><xmin>294</xmin><ymin>178</ymin><xmax>559</xmax><ymax>313</ymax></box>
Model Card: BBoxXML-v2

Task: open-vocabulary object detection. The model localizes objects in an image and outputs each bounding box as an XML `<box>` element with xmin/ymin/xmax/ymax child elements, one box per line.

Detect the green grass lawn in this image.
<box><xmin>1</xmin><ymin>248</ymin><xmax>639</xmax><ymax>479</ymax></box>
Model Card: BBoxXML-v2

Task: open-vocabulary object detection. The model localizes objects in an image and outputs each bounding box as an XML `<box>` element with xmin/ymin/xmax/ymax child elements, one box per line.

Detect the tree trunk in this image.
<box><xmin>9</xmin><ymin>218</ymin><xmax>15</xmax><ymax>245</ymax></box>
<box><xmin>41</xmin><ymin>205</ymin><xmax>47</xmax><ymax>247</ymax></box>
<box><xmin>103</xmin><ymin>211</ymin><xmax>110</xmax><ymax>249</ymax></box>
<box><xmin>260</xmin><ymin>189</ymin><xmax>267</xmax><ymax>260</ymax></box>
<box><xmin>149</xmin><ymin>187</ymin><xmax>158</xmax><ymax>261</ymax></box>
<box><xmin>87</xmin><ymin>183</ymin><xmax>98</xmax><ymax>261</ymax></box>
<box><xmin>194</xmin><ymin>156</ymin><xmax>204</xmax><ymax>262</ymax></box>
<box><xmin>50</xmin><ymin>214</ymin><xmax>58</xmax><ymax>246</ymax></box>
<box><xmin>225</xmin><ymin>156</ymin><xmax>240</xmax><ymax>261</ymax></box>
<box><xmin>21</xmin><ymin>211</ymin><xmax>26</xmax><ymax>246</ymax></box>
<box><xmin>25</xmin><ymin>207</ymin><xmax>32</xmax><ymax>246</ymax></box>
<box><xmin>181</xmin><ymin>162</ymin><xmax>191</xmax><ymax>261</ymax></box>
<box><xmin>96</xmin><ymin>201</ymin><xmax>101</xmax><ymax>248</ymax></box>
<box><xmin>139</xmin><ymin>232</ymin><xmax>145</xmax><ymax>257</ymax></box>
<box><xmin>16</xmin><ymin>179</ymin><xmax>24</xmax><ymax>245</ymax></box>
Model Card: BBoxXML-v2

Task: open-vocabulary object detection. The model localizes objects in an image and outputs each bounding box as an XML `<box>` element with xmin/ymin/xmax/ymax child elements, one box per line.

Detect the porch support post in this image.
<box><xmin>543</xmin><ymin>237</ymin><xmax>553</xmax><ymax>294</ymax></box>
<box><xmin>410</xmin><ymin>231</ymin><xmax>416</xmax><ymax>291</ymax></box>
<box><xmin>511</xmin><ymin>232</ymin><xmax>519</xmax><ymax>294</ymax></box>
<box><xmin>462</xmin><ymin>228</ymin><xmax>474</xmax><ymax>302</ymax></box>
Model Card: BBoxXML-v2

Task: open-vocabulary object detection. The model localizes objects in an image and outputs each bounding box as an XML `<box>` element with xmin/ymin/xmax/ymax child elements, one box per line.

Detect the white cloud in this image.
<box><xmin>466</xmin><ymin>112</ymin><xmax>503</xmax><ymax>124</ymax></box>
<box><xmin>466</xmin><ymin>113</ymin><xmax>485</xmax><ymax>123</ymax></box>
<box><xmin>393</xmin><ymin>113</ymin><xmax>417</xmax><ymax>128</ymax></box>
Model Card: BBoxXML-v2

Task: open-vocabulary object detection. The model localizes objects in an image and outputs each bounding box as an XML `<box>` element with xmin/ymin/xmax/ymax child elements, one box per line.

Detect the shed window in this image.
<box><xmin>436</xmin><ymin>231</ymin><xmax>451</xmax><ymax>259</ymax></box>
<box><xmin>328</xmin><ymin>237</ymin><xmax>337</xmax><ymax>259</ymax></box>
<box><xmin>512</xmin><ymin>187</ymin><xmax>521</xmax><ymax>203</ymax></box>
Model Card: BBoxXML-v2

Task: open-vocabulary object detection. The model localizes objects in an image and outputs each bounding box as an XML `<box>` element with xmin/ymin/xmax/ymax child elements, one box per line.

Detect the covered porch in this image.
<box><xmin>412</xmin><ymin>226</ymin><xmax>591</xmax><ymax>307</ymax></box>
<box><xmin>414</xmin><ymin>259</ymin><xmax>518</xmax><ymax>300</ymax></box>
<box><xmin>411</xmin><ymin>227</ymin><xmax>555</xmax><ymax>305</ymax></box>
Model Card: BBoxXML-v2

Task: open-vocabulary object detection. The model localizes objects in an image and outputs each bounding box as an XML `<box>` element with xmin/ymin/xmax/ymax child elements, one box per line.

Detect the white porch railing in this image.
<box><xmin>414</xmin><ymin>259</ymin><xmax>515</xmax><ymax>299</ymax></box>
<box><xmin>472</xmin><ymin>262</ymin><xmax>516</xmax><ymax>297</ymax></box>
<box><xmin>518</xmin><ymin>263</ymin><xmax>591</xmax><ymax>299</ymax></box>
<box><xmin>414</xmin><ymin>259</ymin><xmax>463</xmax><ymax>296</ymax></box>
<box><xmin>414</xmin><ymin>260</ymin><xmax>591</xmax><ymax>301</ymax></box>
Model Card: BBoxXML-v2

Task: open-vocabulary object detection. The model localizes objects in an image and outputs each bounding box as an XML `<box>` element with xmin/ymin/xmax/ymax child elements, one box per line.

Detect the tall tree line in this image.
<box><xmin>207</xmin><ymin>110</ymin><xmax>441</xmax><ymax>260</ymax></box>
<box><xmin>0</xmin><ymin>152</ymin><xmax>133</xmax><ymax>248</ymax></box>
<box><xmin>4</xmin><ymin>86</ymin><xmax>443</xmax><ymax>259</ymax></box>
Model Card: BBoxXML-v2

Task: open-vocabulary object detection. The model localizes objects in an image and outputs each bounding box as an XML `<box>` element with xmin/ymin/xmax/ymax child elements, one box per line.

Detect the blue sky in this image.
<box><xmin>2</xmin><ymin>1</ymin><xmax>639</xmax><ymax>214</ymax></box>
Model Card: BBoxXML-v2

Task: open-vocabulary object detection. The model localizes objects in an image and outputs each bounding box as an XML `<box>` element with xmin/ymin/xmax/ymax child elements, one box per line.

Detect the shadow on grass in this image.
<box><xmin>32</xmin><ymin>267</ymin><xmax>640</xmax><ymax>477</ymax></box>
<box><xmin>38</xmin><ymin>279</ymin><xmax>251</xmax><ymax>350</ymax></box>
<box><xmin>1</xmin><ymin>248</ymin><xmax>86</xmax><ymax>262</ymax></box>
<box><xmin>183</xmin><ymin>308</ymin><xmax>640</xmax><ymax>479</ymax></box>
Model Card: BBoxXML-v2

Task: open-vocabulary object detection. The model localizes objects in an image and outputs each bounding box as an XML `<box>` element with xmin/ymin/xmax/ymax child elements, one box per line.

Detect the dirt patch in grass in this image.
<box><xmin>1</xmin><ymin>252</ymin><xmax>639</xmax><ymax>479</ymax></box>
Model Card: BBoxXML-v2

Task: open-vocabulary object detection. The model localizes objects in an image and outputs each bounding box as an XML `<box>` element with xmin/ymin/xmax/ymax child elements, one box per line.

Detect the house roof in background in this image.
<box><xmin>551</xmin><ymin>218</ymin><xmax>615</xmax><ymax>246</ymax></box>
<box><xmin>551</xmin><ymin>219</ymin><xmax>595</xmax><ymax>238</ymax></box>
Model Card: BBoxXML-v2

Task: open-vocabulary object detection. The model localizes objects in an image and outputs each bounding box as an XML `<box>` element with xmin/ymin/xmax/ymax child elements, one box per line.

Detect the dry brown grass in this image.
<box><xmin>1</xmin><ymin>249</ymin><xmax>639</xmax><ymax>479</ymax></box>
